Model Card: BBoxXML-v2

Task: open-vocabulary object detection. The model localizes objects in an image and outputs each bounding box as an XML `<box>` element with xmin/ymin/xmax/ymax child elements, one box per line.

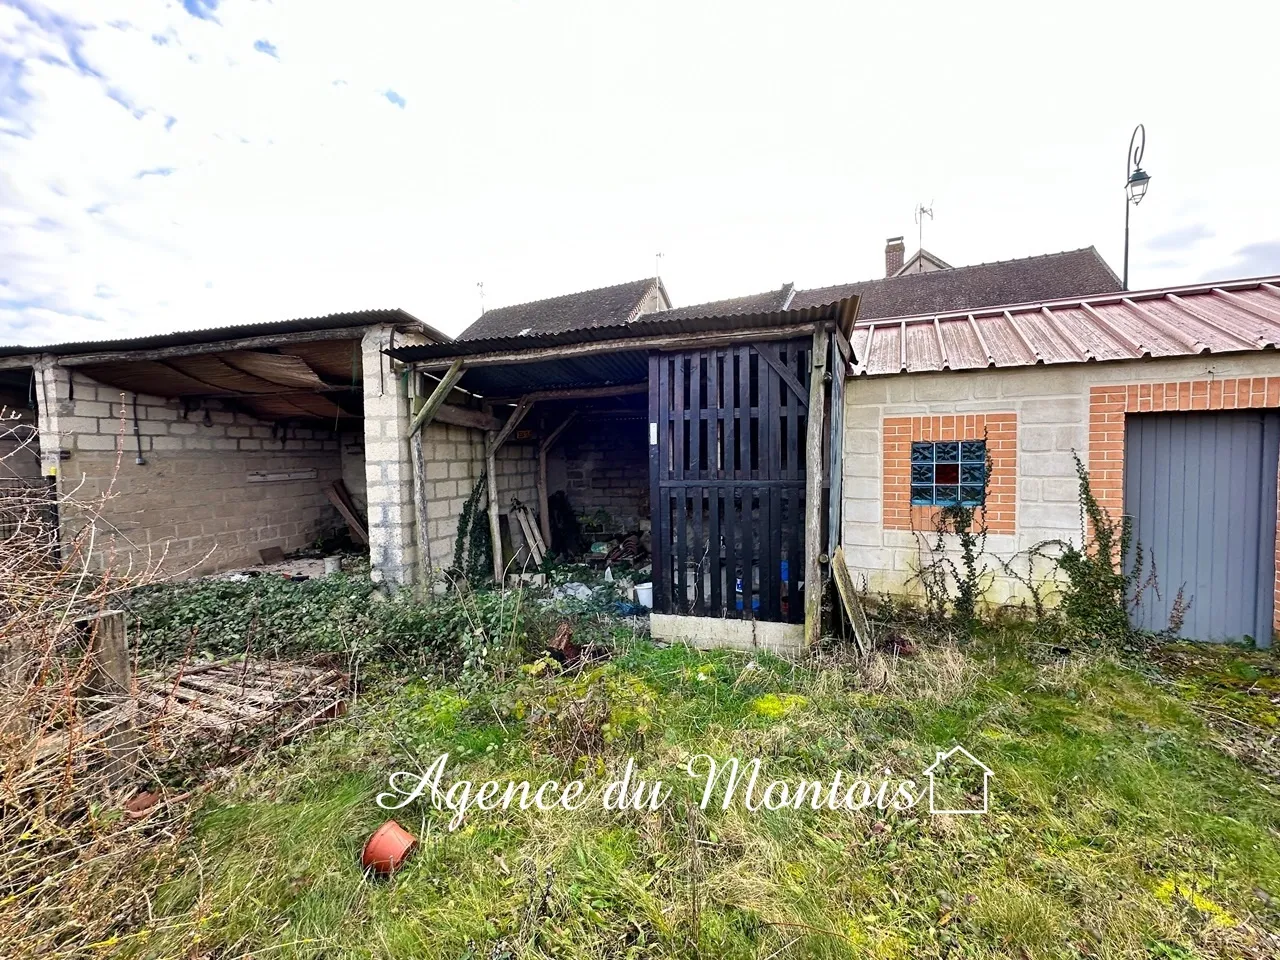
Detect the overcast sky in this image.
<box><xmin>2</xmin><ymin>0</ymin><xmax>1278</xmax><ymax>345</ymax></box>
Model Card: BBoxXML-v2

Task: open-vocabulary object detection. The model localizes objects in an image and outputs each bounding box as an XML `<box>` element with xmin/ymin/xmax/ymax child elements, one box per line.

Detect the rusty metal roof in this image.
<box><xmin>852</xmin><ymin>276</ymin><xmax>1280</xmax><ymax>377</ymax></box>
<box><xmin>0</xmin><ymin>308</ymin><xmax>442</xmax><ymax>358</ymax></box>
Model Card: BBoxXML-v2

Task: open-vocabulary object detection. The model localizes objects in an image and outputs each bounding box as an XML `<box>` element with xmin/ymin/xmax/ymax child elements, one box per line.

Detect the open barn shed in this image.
<box><xmin>388</xmin><ymin>295</ymin><xmax>859</xmax><ymax>651</ymax></box>
<box><xmin>0</xmin><ymin>310</ymin><xmax>447</xmax><ymax>579</ymax></box>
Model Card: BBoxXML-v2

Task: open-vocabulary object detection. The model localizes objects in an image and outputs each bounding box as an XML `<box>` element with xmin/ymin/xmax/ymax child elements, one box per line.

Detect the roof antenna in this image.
<box><xmin>476</xmin><ymin>281</ymin><xmax>485</xmax><ymax>315</ymax></box>
<box><xmin>655</xmin><ymin>251</ymin><xmax>663</xmax><ymax>282</ymax></box>
<box><xmin>914</xmin><ymin>202</ymin><xmax>934</xmax><ymax>272</ymax></box>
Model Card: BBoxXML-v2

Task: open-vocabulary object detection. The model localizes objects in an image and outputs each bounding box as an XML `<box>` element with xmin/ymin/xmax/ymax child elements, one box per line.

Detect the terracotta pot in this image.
<box><xmin>362</xmin><ymin>820</ymin><xmax>418</xmax><ymax>875</ymax></box>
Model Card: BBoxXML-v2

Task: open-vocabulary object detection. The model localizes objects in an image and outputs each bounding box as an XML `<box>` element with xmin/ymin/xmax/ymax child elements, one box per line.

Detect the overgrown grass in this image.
<box><xmin>120</xmin><ymin>631</ymin><xmax>1280</xmax><ymax>959</ymax></box>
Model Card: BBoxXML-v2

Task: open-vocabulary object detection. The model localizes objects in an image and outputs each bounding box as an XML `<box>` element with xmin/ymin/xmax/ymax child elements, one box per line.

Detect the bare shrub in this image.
<box><xmin>0</xmin><ymin>409</ymin><xmax>191</xmax><ymax>957</ymax></box>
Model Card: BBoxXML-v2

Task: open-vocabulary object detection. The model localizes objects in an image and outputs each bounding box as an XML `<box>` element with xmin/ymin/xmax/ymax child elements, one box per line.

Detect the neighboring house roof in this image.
<box><xmin>853</xmin><ymin>276</ymin><xmax>1280</xmax><ymax>377</ymax></box>
<box><xmin>894</xmin><ymin>248</ymin><xmax>953</xmax><ymax>276</ymax></box>
<box><xmin>455</xmin><ymin>278</ymin><xmax>665</xmax><ymax>341</ymax></box>
<box><xmin>0</xmin><ymin>308</ymin><xmax>443</xmax><ymax>358</ymax></box>
<box><xmin>791</xmin><ymin>247</ymin><xmax>1121</xmax><ymax>320</ymax></box>
<box><xmin>651</xmin><ymin>283</ymin><xmax>795</xmax><ymax>323</ymax></box>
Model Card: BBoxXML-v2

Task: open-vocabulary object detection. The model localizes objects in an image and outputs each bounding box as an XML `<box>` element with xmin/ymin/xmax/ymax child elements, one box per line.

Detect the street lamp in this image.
<box><xmin>1123</xmin><ymin>123</ymin><xmax>1151</xmax><ymax>290</ymax></box>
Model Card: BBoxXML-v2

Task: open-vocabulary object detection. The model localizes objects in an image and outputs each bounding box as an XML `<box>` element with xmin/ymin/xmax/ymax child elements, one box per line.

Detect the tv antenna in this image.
<box><xmin>914</xmin><ymin>202</ymin><xmax>934</xmax><ymax>271</ymax></box>
<box><xmin>476</xmin><ymin>281</ymin><xmax>485</xmax><ymax>315</ymax></box>
<box><xmin>655</xmin><ymin>251</ymin><xmax>663</xmax><ymax>281</ymax></box>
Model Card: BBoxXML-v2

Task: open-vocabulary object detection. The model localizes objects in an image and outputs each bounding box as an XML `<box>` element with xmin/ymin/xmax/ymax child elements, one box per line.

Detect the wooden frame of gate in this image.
<box><xmin>649</xmin><ymin>324</ymin><xmax>840</xmax><ymax>647</ymax></box>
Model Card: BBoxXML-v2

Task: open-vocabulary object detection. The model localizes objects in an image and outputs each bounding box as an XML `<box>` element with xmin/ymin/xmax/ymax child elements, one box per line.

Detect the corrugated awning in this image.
<box><xmin>852</xmin><ymin>276</ymin><xmax>1280</xmax><ymax>376</ymax></box>
<box><xmin>388</xmin><ymin>296</ymin><xmax>859</xmax><ymax>396</ymax></box>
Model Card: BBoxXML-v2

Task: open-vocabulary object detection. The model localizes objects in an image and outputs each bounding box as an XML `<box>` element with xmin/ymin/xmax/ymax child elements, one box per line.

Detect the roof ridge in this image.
<box><xmin>478</xmin><ymin>277</ymin><xmax>654</xmax><ymax>317</ymax></box>
<box><xmin>802</xmin><ymin>246</ymin><xmax>1107</xmax><ymax>295</ymax></box>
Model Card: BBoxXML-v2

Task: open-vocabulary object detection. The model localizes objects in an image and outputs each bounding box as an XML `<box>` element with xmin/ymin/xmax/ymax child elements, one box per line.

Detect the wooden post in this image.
<box><xmin>537</xmin><ymin>411</ymin><xmax>578</xmax><ymax>545</ymax></box>
<box><xmin>486</xmin><ymin>441</ymin><xmax>503</xmax><ymax>583</ymax></box>
<box><xmin>75</xmin><ymin>610</ymin><xmax>139</xmax><ymax>784</ymax></box>
<box><xmin>77</xmin><ymin>610</ymin><xmax>131</xmax><ymax>700</ymax></box>
<box><xmin>485</xmin><ymin>398</ymin><xmax>536</xmax><ymax>583</ymax></box>
<box><xmin>804</xmin><ymin>325</ymin><xmax>830</xmax><ymax>649</ymax></box>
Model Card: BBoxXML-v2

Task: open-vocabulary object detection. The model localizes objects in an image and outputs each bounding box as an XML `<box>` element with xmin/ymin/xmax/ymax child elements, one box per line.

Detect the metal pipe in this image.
<box><xmin>132</xmin><ymin>393</ymin><xmax>146</xmax><ymax>465</ymax></box>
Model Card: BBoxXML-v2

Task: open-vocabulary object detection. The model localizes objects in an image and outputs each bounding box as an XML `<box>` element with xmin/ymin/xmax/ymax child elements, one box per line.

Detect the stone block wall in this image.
<box><xmin>37</xmin><ymin>363</ymin><xmax>343</xmax><ymax>576</ymax></box>
<box><xmin>546</xmin><ymin>418</ymin><xmax>648</xmax><ymax>530</ymax></box>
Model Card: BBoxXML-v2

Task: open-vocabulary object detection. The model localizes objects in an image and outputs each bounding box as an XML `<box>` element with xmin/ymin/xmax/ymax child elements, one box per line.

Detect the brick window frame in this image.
<box><xmin>1088</xmin><ymin>376</ymin><xmax>1280</xmax><ymax>631</ymax></box>
<box><xmin>883</xmin><ymin>413</ymin><xmax>1017</xmax><ymax>534</ymax></box>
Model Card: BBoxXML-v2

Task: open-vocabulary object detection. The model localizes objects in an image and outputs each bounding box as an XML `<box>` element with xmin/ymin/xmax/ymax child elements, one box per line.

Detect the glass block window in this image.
<box><xmin>910</xmin><ymin>440</ymin><xmax>987</xmax><ymax>506</ymax></box>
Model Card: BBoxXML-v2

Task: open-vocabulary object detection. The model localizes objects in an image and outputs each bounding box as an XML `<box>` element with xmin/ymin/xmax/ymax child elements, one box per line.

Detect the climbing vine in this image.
<box><xmin>453</xmin><ymin>472</ymin><xmax>493</xmax><ymax>586</ymax></box>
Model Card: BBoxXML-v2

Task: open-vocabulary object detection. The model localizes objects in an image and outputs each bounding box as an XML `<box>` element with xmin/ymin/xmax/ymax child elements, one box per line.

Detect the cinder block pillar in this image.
<box><xmin>361</xmin><ymin>326</ymin><xmax>418</xmax><ymax>587</ymax></box>
<box><xmin>33</xmin><ymin>356</ymin><xmax>70</xmax><ymax>481</ymax></box>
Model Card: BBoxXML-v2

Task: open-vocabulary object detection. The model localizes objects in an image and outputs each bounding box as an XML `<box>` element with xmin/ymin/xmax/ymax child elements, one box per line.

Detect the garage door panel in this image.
<box><xmin>1124</xmin><ymin>410</ymin><xmax>1278</xmax><ymax>645</ymax></box>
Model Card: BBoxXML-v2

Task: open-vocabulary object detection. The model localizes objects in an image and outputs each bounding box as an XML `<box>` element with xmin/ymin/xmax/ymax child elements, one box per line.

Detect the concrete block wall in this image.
<box><xmin>340</xmin><ymin>431</ymin><xmax>367</xmax><ymax>516</ymax></box>
<box><xmin>547</xmin><ymin>418</ymin><xmax>648</xmax><ymax>530</ymax></box>
<box><xmin>36</xmin><ymin>362</ymin><xmax>343</xmax><ymax>576</ymax></box>
<box><xmin>841</xmin><ymin>352</ymin><xmax>1280</xmax><ymax>608</ymax></box>
<box><xmin>361</xmin><ymin>325</ymin><xmax>418</xmax><ymax>586</ymax></box>
<box><xmin>417</xmin><ymin>421</ymin><xmax>486</xmax><ymax>575</ymax></box>
<box><xmin>495</xmin><ymin>440</ymin><xmax>539</xmax><ymax>562</ymax></box>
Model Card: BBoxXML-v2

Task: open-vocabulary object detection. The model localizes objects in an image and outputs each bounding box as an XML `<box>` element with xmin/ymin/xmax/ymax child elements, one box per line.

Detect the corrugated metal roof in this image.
<box><xmin>0</xmin><ymin>308</ymin><xmax>443</xmax><ymax>358</ymax></box>
<box><xmin>852</xmin><ymin>277</ymin><xmax>1280</xmax><ymax>377</ymax></box>
<box><xmin>388</xmin><ymin>296</ymin><xmax>857</xmax><ymax>364</ymax></box>
<box><xmin>392</xmin><ymin>297</ymin><xmax>857</xmax><ymax>397</ymax></box>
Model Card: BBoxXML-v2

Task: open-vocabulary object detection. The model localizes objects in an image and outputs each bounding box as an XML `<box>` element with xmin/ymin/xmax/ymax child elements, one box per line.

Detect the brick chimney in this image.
<box><xmin>885</xmin><ymin>237</ymin><xmax>905</xmax><ymax>277</ymax></box>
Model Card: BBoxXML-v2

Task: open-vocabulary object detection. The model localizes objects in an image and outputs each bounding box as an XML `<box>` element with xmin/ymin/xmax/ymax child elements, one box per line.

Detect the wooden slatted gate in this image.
<box><xmin>648</xmin><ymin>340</ymin><xmax>812</xmax><ymax>622</ymax></box>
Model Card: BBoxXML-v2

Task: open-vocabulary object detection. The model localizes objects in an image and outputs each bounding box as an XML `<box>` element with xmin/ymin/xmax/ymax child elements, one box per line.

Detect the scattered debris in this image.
<box><xmin>326</xmin><ymin>480</ymin><xmax>369</xmax><ymax>545</ymax></box>
<box><xmin>32</xmin><ymin>656</ymin><xmax>349</xmax><ymax>776</ymax></box>
<box><xmin>553</xmin><ymin>582</ymin><xmax>593</xmax><ymax>602</ymax></box>
<box><xmin>546</xmin><ymin>621</ymin><xmax>581</xmax><ymax>665</ymax></box>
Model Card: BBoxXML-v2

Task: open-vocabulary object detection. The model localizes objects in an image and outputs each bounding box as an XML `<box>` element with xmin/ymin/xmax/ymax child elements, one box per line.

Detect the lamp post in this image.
<box><xmin>1123</xmin><ymin>123</ymin><xmax>1151</xmax><ymax>290</ymax></box>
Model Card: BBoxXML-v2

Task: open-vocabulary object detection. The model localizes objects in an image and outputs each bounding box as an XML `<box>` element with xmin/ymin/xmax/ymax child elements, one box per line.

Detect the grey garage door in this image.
<box><xmin>1124</xmin><ymin>410</ymin><xmax>1279</xmax><ymax>645</ymax></box>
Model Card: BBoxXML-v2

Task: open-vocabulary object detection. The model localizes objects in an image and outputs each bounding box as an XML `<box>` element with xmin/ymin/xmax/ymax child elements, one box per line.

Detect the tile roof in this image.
<box><xmin>456</xmin><ymin>278</ymin><xmax>660</xmax><ymax>341</ymax></box>
<box><xmin>791</xmin><ymin>247</ymin><xmax>1121</xmax><ymax>320</ymax></box>
<box><xmin>852</xmin><ymin>277</ymin><xmax>1280</xmax><ymax>377</ymax></box>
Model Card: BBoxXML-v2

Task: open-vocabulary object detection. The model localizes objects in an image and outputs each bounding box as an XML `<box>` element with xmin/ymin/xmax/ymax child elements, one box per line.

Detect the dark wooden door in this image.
<box><xmin>648</xmin><ymin>340</ymin><xmax>811</xmax><ymax>622</ymax></box>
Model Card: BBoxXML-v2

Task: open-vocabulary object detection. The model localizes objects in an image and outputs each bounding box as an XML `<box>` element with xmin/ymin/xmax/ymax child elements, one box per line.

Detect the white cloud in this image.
<box><xmin>1</xmin><ymin>0</ymin><xmax>1278</xmax><ymax>346</ymax></box>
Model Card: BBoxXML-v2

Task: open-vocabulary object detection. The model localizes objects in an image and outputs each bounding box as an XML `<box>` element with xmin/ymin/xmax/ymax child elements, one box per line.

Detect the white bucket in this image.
<box><xmin>324</xmin><ymin>556</ymin><xmax>342</xmax><ymax>576</ymax></box>
<box><xmin>634</xmin><ymin>582</ymin><xmax>653</xmax><ymax>609</ymax></box>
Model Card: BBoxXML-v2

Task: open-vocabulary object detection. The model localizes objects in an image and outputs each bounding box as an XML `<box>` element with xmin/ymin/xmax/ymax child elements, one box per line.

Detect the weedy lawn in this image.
<box><xmin>125</xmin><ymin>632</ymin><xmax>1280</xmax><ymax>960</ymax></box>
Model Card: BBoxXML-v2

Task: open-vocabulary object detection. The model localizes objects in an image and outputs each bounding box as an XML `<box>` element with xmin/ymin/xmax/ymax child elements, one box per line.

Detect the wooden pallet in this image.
<box><xmin>34</xmin><ymin>656</ymin><xmax>348</xmax><ymax>766</ymax></box>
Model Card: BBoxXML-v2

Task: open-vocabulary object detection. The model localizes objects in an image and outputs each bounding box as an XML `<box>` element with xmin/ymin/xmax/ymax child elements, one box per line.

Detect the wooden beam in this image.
<box><xmin>803</xmin><ymin>324</ymin><xmax>830</xmax><ymax>649</ymax></box>
<box><xmin>537</xmin><ymin>410</ymin><xmax>578</xmax><ymax>545</ymax></box>
<box><xmin>485</xmin><ymin>397</ymin><xmax>535</xmax><ymax>583</ymax></box>
<box><xmin>411</xmin><ymin>322</ymin><xmax>822</xmax><ymax>373</ymax></box>
<box><xmin>406</xmin><ymin>358</ymin><xmax>464</xmax><ymax>437</ymax></box>
<box><xmin>488</xmin><ymin>382</ymin><xmax>648</xmax><ymax>404</ymax></box>
<box><xmin>487</xmin><ymin>397</ymin><xmax>534</xmax><ymax>457</ymax></box>
<box><xmin>833</xmin><ymin>323</ymin><xmax>853</xmax><ymax>368</ymax></box>
<box><xmin>486</xmin><ymin>445</ymin><xmax>503</xmax><ymax>583</ymax></box>
<box><xmin>755</xmin><ymin>348</ymin><xmax>808</xmax><ymax>404</ymax></box>
<box><xmin>433</xmin><ymin>402</ymin><xmax>502</xmax><ymax>432</ymax></box>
